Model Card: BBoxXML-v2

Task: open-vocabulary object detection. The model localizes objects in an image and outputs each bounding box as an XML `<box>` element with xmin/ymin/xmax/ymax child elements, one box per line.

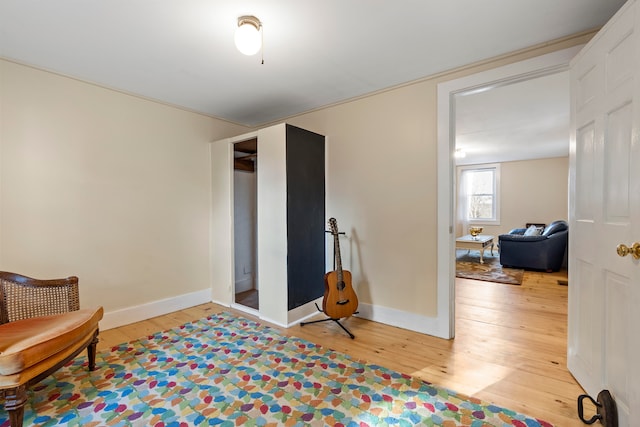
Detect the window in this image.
<box><xmin>459</xmin><ymin>164</ymin><xmax>500</xmax><ymax>224</ymax></box>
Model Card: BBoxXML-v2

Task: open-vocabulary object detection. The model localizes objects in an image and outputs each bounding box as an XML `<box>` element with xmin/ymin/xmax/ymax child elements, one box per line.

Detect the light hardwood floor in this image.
<box><xmin>98</xmin><ymin>269</ymin><xmax>591</xmax><ymax>426</ymax></box>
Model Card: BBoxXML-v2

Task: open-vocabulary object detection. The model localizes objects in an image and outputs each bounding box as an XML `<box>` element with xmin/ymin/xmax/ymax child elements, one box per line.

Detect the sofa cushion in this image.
<box><xmin>0</xmin><ymin>307</ymin><xmax>103</xmax><ymax>376</ymax></box>
<box><xmin>524</xmin><ymin>225</ymin><xmax>542</xmax><ymax>236</ymax></box>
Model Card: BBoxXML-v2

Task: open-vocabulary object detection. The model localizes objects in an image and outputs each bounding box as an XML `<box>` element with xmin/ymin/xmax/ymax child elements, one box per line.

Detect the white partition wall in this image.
<box><xmin>255</xmin><ymin>124</ymin><xmax>289</xmax><ymax>325</ymax></box>
<box><xmin>211</xmin><ymin>124</ymin><xmax>325</xmax><ymax>327</ymax></box>
<box><xmin>210</xmin><ymin>136</ymin><xmax>238</xmax><ymax>306</ymax></box>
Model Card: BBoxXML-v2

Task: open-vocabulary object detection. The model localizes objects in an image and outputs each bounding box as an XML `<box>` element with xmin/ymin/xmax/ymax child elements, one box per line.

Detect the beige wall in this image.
<box><xmin>456</xmin><ymin>157</ymin><xmax>569</xmax><ymax>238</ymax></box>
<box><xmin>0</xmin><ymin>30</ymin><xmax>591</xmax><ymax>330</ymax></box>
<box><xmin>283</xmin><ymin>86</ymin><xmax>439</xmax><ymax>315</ymax></box>
<box><xmin>0</xmin><ymin>59</ymin><xmax>249</xmax><ymax>314</ymax></box>
<box><xmin>279</xmin><ymin>34</ymin><xmax>590</xmax><ymax>320</ymax></box>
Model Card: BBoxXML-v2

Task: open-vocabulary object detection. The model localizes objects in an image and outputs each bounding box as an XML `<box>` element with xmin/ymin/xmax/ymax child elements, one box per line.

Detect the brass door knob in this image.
<box><xmin>616</xmin><ymin>242</ymin><xmax>640</xmax><ymax>260</ymax></box>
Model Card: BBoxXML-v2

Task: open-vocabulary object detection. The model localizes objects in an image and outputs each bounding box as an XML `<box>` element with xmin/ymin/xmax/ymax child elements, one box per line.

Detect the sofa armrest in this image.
<box><xmin>546</xmin><ymin>230</ymin><xmax>568</xmax><ymax>239</ymax></box>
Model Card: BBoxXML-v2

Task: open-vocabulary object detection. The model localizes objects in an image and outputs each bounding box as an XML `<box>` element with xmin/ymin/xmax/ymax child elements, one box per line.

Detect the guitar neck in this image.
<box><xmin>333</xmin><ymin>233</ymin><xmax>344</xmax><ymax>280</ymax></box>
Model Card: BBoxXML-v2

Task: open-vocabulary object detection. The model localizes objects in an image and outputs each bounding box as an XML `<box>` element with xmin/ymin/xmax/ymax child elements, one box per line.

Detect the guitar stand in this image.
<box><xmin>300</xmin><ymin>303</ymin><xmax>357</xmax><ymax>339</ymax></box>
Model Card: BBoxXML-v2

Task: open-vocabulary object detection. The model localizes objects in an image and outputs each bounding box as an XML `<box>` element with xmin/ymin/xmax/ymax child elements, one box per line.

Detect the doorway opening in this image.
<box><xmin>233</xmin><ymin>138</ymin><xmax>258</xmax><ymax>310</ymax></box>
<box><xmin>452</xmin><ymin>71</ymin><xmax>571</xmax><ymax>354</ymax></box>
<box><xmin>453</xmin><ymin>70</ymin><xmax>570</xmax><ymax>240</ymax></box>
<box><xmin>436</xmin><ymin>46</ymin><xmax>581</xmax><ymax>338</ymax></box>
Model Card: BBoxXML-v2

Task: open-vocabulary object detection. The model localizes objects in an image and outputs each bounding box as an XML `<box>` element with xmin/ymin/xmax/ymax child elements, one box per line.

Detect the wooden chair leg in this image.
<box><xmin>4</xmin><ymin>385</ymin><xmax>27</xmax><ymax>427</ymax></box>
<box><xmin>87</xmin><ymin>332</ymin><xmax>99</xmax><ymax>371</ymax></box>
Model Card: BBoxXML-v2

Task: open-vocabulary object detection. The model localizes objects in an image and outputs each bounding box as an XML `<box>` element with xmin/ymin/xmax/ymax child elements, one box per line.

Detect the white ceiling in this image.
<box><xmin>0</xmin><ymin>0</ymin><xmax>624</xmax><ymax>164</ymax></box>
<box><xmin>454</xmin><ymin>71</ymin><xmax>570</xmax><ymax>165</ymax></box>
<box><xmin>0</xmin><ymin>1</ymin><xmax>626</xmax><ymax>129</ymax></box>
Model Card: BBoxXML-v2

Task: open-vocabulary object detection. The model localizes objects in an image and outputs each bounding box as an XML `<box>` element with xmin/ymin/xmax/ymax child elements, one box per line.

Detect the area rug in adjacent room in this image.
<box><xmin>456</xmin><ymin>250</ymin><xmax>525</xmax><ymax>285</ymax></box>
<box><xmin>0</xmin><ymin>312</ymin><xmax>552</xmax><ymax>427</ymax></box>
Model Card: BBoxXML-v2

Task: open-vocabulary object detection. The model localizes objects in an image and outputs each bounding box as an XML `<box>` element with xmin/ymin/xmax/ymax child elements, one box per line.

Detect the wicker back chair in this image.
<box><xmin>0</xmin><ymin>273</ymin><xmax>80</xmax><ymax>324</ymax></box>
<box><xmin>0</xmin><ymin>272</ymin><xmax>103</xmax><ymax>427</ymax></box>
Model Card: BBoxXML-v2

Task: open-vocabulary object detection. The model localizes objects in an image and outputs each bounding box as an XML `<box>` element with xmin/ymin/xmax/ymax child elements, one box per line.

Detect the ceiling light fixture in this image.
<box><xmin>235</xmin><ymin>15</ymin><xmax>262</xmax><ymax>56</ymax></box>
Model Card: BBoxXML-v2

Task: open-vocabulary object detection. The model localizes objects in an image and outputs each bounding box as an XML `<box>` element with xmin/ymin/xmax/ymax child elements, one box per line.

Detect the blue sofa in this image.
<box><xmin>498</xmin><ymin>220</ymin><xmax>568</xmax><ymax>272</ymax></box>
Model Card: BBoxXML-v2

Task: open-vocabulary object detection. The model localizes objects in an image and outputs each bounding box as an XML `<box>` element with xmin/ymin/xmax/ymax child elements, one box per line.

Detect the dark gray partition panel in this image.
<box><xmin>285</xmin><ymin>125</ymin><xmax>326</xmax><ymax>310</ymax></box>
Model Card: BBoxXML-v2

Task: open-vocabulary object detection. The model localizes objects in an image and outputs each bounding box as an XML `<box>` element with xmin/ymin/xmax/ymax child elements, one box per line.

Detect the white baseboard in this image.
<box><xmin>285</xmin><ymin>297</ymin><xmax>324</xmax><ymax>326</ymax></box>
<box><xmin>252</xmin><ymin>297</ymin><xmax>323</xmax><ymax>329</ymax></box>
<box><xmin>266</xmin><ymin>300</ymin><xmax>443</xmax><ymax>338</ymax></box>
<box><xmin>100</xmin><ymin>289</ymin><xmax>212</xmax><ymax>330</ymax></box>
<box><xmin>355</xmin><ymin>302</ymin><xmax>445</xmax><ymax>338</ymax></box>
<box><xmin>234</xmin><ymin>277</ymin><xmax>254</xmax><ymax>293</ymax></box>
<box><xmin>230</xmin><ymin>302</ymin><xmax>259</xmax><ymax>318</ymax></box>
<box><xmin>100</xmin><ymin>291</ymin><xmax>446</xmax><ymax>340</ymax></box>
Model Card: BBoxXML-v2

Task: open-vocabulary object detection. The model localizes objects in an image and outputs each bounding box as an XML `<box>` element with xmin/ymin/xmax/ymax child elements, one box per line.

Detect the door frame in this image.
<box><xmin>211</xmin><ymin>130</ymin><xmax>260</xmax><ymax>317</ymax></box>
<box><xmin>436</xmin><ymin>46</ymin><xmax>582</xmax><ymax>338</ymax></box>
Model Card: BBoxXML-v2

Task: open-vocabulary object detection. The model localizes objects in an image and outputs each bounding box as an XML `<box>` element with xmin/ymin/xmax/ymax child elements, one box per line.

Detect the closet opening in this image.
<box><xmin>233</xmin><ymin>138</ymin><xmax>258</xmax><ymax>310</ymax></box>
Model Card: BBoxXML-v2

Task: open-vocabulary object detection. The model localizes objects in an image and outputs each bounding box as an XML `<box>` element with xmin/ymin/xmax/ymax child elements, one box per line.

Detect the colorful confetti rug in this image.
<box><xmin>0</xmin><ymin>312</ymin><xmax>553</xmax><ymax>426</ymax></box>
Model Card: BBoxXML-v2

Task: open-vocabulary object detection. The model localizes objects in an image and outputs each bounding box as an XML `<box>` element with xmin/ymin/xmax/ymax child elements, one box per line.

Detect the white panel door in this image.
<box><xmin>568</xmin><ymin>1</ymin><xmax>640</xmax><ymax>425</ymax></box>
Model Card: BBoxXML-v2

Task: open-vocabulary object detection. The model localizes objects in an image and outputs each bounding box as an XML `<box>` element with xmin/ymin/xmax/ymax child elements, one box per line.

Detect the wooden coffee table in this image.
<box><xmin>456</xmin><ymin>234</ymin><xmax>495</xmax><ymax>264</ymax></box>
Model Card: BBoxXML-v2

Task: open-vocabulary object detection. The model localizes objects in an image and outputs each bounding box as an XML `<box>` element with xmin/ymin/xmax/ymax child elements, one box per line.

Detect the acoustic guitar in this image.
<box><xmin>323</xmin><ymin>218</ymin><xmax>358</xmax><ymax>319</ymax></box>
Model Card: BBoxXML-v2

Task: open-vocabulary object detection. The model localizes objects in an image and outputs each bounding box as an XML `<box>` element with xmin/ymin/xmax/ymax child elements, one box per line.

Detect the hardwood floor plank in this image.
<box><xmin>96</xmin><ymin>268</ymin><xmax>583</xmax><ymax>426</ymax></box>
